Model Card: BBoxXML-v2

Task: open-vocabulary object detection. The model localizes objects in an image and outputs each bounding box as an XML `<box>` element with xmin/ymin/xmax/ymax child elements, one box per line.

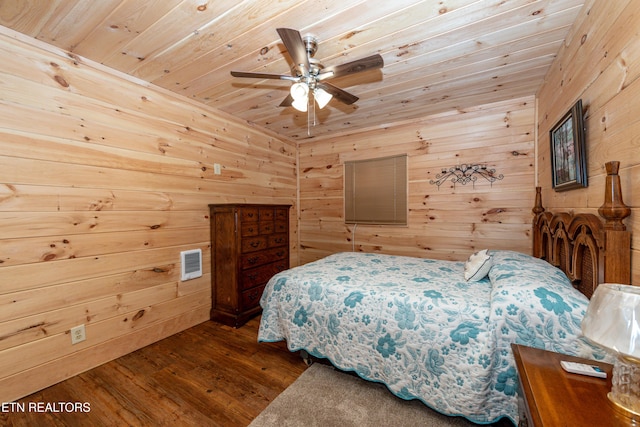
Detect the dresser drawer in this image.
<box><xmin>240</xmin><ymin>247</ymin><xmax>288</xmax><ymax>270</ymax></box>
<box><xmin>259</xmin><ymin>208</ymin><xmax>274</xmax><ymax>221</ymax></box>
<box><xmin>259</xmin><ymin>221</ymin><xmax>274</xmax><ymax>234</ymax></box>
<box><xmin>240</xmin><ymin>207</ymin><xmax>259</xmax><ymax>222</ymax></box>
<box><xmin>241</xmin><ymin>236</ymin><xmax>267</xmax><ymax>253</ymax></box>
<box><xmin>274</xmin><ymin>220</ymin><xmax>287</xmax><ymax>233</ymax></box>
<box><xmin>268</xmin><ymin>233</ymin><xmax>287</xmax><ymax>248</ymax></box>
<box><xmin>240</xmin><ymin>261</ymin><xmax>287</xmax><ymax>290</ymax></box>
<box><xmin>241</xmin><ymin>285</ymin><xmax>265</xmax><ymax>310</ymax></box>
<box><xmin>275</xmin><ymin>208</ymin><xmax>288</xmax><ymax>221</ymax></box>
<box><xmin>240</xmin><ymin>221</ymin><xmax>259</xmax><ymax>237</ymax></box>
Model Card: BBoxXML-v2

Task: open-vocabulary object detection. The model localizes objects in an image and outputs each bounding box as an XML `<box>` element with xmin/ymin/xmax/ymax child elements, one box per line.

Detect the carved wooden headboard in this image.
<box><xmin>532</xmin><ymin>161</ymin><xmax>632</xmax><ymax>298</ymax></box>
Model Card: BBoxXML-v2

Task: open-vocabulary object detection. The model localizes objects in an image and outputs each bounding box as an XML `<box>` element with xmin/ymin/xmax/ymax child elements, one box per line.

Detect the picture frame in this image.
<box><xmin>550</xmin><ymin>99</ymin><xmax>588</xmax><ymax>191</ymax></box>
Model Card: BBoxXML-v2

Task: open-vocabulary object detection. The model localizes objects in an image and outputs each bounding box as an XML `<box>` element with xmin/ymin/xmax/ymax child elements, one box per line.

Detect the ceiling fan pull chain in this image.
<box><xmin>312</xmin><ymin>95</ymin><xmax>317</xmax><ymax>126</ymax></box>
<box><xmin>308</xmin><ymin>50</ymin><xmax>314</xmax><ymax>136</ymax></box>
<box><xmin>307</xmin><ymin>97</ymin><xmax>311</xmax><ymax>137</ymax></box>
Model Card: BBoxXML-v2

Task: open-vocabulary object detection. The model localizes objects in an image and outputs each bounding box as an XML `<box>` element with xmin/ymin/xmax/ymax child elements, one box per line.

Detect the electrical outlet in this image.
<box><xmin>214</xmin><ymin>163</ymin><xmax>221</xmax><ymax>175</ymax></box>
<box><xmin>70</xmin><ymin>324</ymin><xmax>86</xmax><ymax>345</ymax></box>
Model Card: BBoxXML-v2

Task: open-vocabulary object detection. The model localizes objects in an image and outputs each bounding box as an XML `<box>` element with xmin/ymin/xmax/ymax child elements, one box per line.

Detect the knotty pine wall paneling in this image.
<box><xmin>298</xmin><ymin>96</ymin><xmax>536</xmax><ymax>265</ymax></box>
<box><xmin>0</xmin><ymin>27</ymin><xmax>297</xmax><ymax>402</ymax></box>
<box><xmin>536</xmin><ymin>0</ymin><xmax>639</xmax><ymax>284</ymax></box>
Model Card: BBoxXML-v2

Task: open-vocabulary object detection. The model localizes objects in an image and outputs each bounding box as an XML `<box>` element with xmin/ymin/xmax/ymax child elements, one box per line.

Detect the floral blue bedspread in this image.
<box><xmin>258</xmin><ymin>251</ymin><xmax>611</xmax><ymax>424</ymax></box>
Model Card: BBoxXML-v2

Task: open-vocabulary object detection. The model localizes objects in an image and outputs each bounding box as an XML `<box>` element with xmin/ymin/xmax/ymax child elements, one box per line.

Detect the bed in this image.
<box><xmin>258</xmin><ymin>162</ymin><xmax>632</xmax><ymax>425</ymax></box>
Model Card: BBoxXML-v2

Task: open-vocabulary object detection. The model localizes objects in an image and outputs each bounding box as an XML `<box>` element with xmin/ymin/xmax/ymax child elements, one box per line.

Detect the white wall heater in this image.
<box><xmin>180</xmin><ymin>249</ymin><xmax>202</xmax><ymax>281</ymax></box>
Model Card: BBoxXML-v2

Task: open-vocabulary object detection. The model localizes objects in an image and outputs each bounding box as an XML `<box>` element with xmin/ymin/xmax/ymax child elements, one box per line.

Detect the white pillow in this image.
<box><xmin>464</xmin><ymin>249</ymin><xmax>492</xmax><ymax>281</ymax></box>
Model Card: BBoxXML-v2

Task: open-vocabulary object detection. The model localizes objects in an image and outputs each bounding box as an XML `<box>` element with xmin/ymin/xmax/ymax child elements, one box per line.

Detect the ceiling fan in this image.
<box><xmin>230</xmin><ymin>28</ymin><xmax>384</xmax><ymax>112</ymax></box>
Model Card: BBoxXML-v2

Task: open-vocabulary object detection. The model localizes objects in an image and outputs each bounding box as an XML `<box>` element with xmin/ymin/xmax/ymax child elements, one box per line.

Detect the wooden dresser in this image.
<box><xmin>209</xmin><ymin>204</ymin><xmax>290</xmax><ymax>327</ymax></box>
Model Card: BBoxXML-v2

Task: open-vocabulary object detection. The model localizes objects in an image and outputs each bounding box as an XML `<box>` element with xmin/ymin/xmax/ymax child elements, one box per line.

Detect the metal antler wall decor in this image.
<box><xmin>430</xmin><ymin>164</ymin><xmax>504</xmax><ymax>189</ymax></box>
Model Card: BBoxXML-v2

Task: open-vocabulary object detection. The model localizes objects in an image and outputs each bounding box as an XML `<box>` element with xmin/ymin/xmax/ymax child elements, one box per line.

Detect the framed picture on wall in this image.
<box><xmin>550</xmin><ymin>99</ymin><xmax>588</xmax><ymax>191</ymax></box>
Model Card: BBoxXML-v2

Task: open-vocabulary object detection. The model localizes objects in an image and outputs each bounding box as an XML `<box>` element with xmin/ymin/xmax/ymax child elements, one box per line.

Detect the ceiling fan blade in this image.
<box><xmin>276</xmin><ymin>28</ymin><xmax>309</xmax><ymax>76</ymax></box>
<box><xmin>230</xmin><ymin>71</ymin><xmax>298</xmax><ymax>81</ymax></box>
<box><xmin>279</xmin><ymin>94</ymin><xmax>293</xmax><ymax>107</ymax></box>
<box><xmin>318</xmin><ymin>54</ymin><xmax>384</xmax><ymax>80</ymax></box>
<box><xmin>317</xmin><ymin>82</ymin><xmax>359</xmax><ymax>105</ymax></box>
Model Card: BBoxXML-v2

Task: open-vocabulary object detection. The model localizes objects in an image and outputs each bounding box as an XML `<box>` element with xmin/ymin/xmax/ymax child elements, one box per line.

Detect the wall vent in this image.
<box><xmin>180</xmin><ymin>249</ymin><xmax>202</xmax><ymax>281</ymax></box>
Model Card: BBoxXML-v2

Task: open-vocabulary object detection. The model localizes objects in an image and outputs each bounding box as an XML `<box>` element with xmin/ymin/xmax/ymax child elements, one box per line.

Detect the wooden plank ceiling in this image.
<box><xmin>0</xmin><ymin>0</ymin><xmax>585</xmax><ymax>141</ymax></box>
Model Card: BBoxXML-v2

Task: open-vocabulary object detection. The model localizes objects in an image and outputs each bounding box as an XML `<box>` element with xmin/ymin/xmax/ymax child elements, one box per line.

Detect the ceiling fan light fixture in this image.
<box><xmin>231</xmin><ymin>28</ymin><xmax>384</xmax><ymax>117</ymax></box>
<box><xmin>290</xmin><ymin>82</ymin><xmax>309</xmax><ymax>111</ymax></box>
<box><xmin>290</xmin><ymin>82</ymin><xmax>308</xmax><ymax>100</ymax></box>
<box><xmin>292</xmin><ymin>98</ymin><xmax>308</xmax><ymax>112</ymax></box>
<box><xmin>315</xmin><ymin>87</ymin><xmax>332</xmax><ymax>109</ymax></box>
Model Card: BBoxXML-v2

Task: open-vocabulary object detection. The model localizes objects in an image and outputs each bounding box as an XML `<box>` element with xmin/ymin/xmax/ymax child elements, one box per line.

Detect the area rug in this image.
<box><xmin>249</xmin><ymin>363</ymin><xmax>502</xmax><ymax>427</ymax></box>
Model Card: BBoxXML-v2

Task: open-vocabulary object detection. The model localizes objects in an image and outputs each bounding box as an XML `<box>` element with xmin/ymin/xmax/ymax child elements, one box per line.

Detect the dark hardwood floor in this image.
<box><xmin>1</xmin><ymin>316</ymin><xmax>307</xmax><ymax>427</ymax></box>
<box><xmin>3</xmin><ymin>316</ymin><xmax>515</xmax><ymax>427</ymax></box>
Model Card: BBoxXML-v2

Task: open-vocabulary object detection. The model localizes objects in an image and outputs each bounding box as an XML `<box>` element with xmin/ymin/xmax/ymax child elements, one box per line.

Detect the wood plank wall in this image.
<box><xmin>298</xmin><ymin>96</ymin><xmax>536</xmax><ymax>265</ymax></box>
<box><xmin>536</xmin><ymin>0</ymin><xmax>639</xmax><ymax>285</ymax></box>
<box><xmin>0</xmin><ymin>28</ymin><xmax>297</xmax><ymax>402</ymax></box>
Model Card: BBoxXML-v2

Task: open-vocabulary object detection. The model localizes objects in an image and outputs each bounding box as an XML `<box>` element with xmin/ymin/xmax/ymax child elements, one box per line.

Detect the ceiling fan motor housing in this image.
<box><xmin>302</xmin><ymin>35</ymin><xmax>318</xmax><ymax>58</ymax></box>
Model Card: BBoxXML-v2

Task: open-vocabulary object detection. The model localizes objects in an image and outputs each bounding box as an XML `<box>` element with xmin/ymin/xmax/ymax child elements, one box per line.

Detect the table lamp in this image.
<box><xmin>581</xmin><ymin>283</ymin><xmax>640</xmax><ymax>419</ymax></box>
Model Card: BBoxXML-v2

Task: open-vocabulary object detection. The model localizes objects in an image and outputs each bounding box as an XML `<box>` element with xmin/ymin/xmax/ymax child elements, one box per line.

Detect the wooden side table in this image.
<box><xmin>511</xmin><ymin>344</ymin><xmax>635</xmax><ymax>426</ymax></box>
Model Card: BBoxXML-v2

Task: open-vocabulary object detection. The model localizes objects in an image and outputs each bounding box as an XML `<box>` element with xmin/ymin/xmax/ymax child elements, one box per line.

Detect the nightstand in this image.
<box><xmin>511</xmin><ymin>344</ymin><xmax>635</xmax><ymax>426</ymax></box>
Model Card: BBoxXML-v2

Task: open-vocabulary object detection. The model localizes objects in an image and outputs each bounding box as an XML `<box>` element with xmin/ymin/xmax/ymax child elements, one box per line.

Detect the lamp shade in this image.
<box><xmin>291</xmin><ymin>97</ymin><xmax>308</xmax><ymax>112</ymax></box>
<box><xmin>290</xmin><ymin>82</ymin><xmax>308</xmax><ymax>100</ymax></box>
<box><xmin>581</xmin><ymin>284</ymin><xmax>640</xmax><ymax>358</ymax></box>
<box><xmin>314</xmin><ymin>87</ymin><xmax>333</xmax><ymax>109</ymax></box>
<box><xmin>290</xmin><ymin>82</ymin><xmax>309</xmax><ymax>112</ymax></box>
